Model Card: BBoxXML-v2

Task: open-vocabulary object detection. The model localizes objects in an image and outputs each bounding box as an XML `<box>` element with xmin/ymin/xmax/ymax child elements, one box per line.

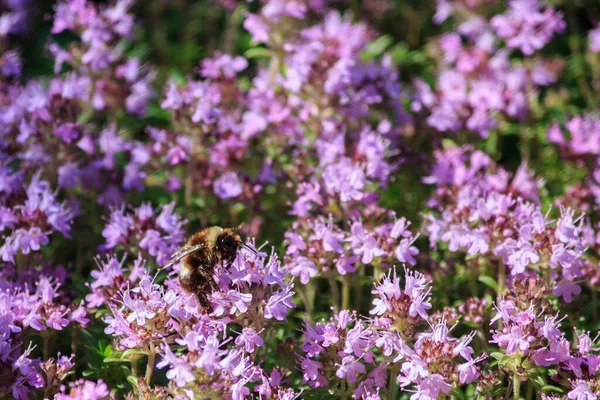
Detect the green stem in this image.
<box><xmin>497</xmin><ymin>260</ymin><xmax>507</xmax><ymax>331</ymax></box>
<box><xmin>468</xmin><ymin>262</ymin><xmax>478</xmax><ymax>297</ymax></box>
<box><xmin>223</xmin><ymin>5</ymin><xmax>244</xmax><ymax>54</ymax></box>
<box><xmin>131</xmin><ymin>357</ymin><xmax>140</xmax><ymax>377</ymax></box>
<box><xmin>354</xmin><ymin>264</ymin><xmax>365</xmax><ymax>313</ymax></box>
<box><xmin>503</xmin><ymin>381</ymin><xmax>512</xmax><ymax>400</ymax></box>
<box><xmin>477</xmin><ymin>329</ymin><xmax>488</xmax><ymax>352</ymax></box>
<box><xmin>566</xmin><ymin>5</ymin><xmax>598</xmax><ymax>108</ymax></box>
<box><xmin>497</xmin><ymin>260</ymin><xmax>506</xmax><ymax>297</ymax></box>
<box><xmin>16</xmin><ymin>251</ymin><xmax>27</xmax><ymax>274</ymax></box>
<box><xmin>328</xmin><ymin>275</ymin><xmax>340</xmax><ymax>312</ymax></box>
<box><xmin>71</xmin><ymin>328</ymin><xmax>79</xmax><ymax>358</ymax></box>
<box><xmin>387</xmin><ymin>368</ymin><xmax>396</xmax><ymax>400</ymax></box>
<box><xmin>543</xmin><ymin>269</ymin><xmax>551</xmax><ymax>288</ymax></box>
<box><xmin>267</xmin><ymin>53</ymin><xmax>280</xmax><ymax>85</ymax></box>
<box><xmin>513</xmin><ymin>373</ymin><xmax>521</xmax><ymax>400</ymax></box>
<box><xmin>307</xmin><ymin>279</ymin><xmax>316</xmax><ymax>320</ymax></box>
<box><xmin>341</xmin><ymin>276</ymin><xmax>351</xmax><ymax>310</ymax></box>
<box><xmin>593</xmin><ymin>289</ymin><xmax>598</xmax><ymax>323</ymax></box>
<box><xmin>513</xmin><ymin>353</ymin><xmax>522</xmax><ymax>400</ymax></box>
<box><xmin>297</xmin><ymin>285</ymin><xmax>313</xmax><ymax>323</ymax></box>
<box><xmin>42</xmin><ymin>334</ymin><xmax>51</xmax><ymax>361</ymax></box>
<box><xmin>526</xmin><ymin>379</ymin><xmax>533</xmax><ymax>400</ymax></box>
<box><xmin>341</xmin><ymin>379</ymin><xmax>348</xmax><ymax>400</ymax></box>
<box><xmin>145</xmin><ymin>351</ymin><xmax>156</xmax><ymax>384</ymax></box>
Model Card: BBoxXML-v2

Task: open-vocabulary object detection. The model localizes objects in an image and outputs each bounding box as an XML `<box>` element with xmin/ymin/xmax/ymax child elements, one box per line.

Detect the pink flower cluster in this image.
<box><xmin>424</xmin><ymin>146</ymin><xmax>590</xmax><ymax>302</ymax></box>
<box><xmin>416</xmin><ymin>0</ymin><xmax>562</xmax><ymax>137</ymax></box>
<box><xmin>300</xmin><ymin>268</ymin><xmax>485</xmax><ymax>399</ymax></box>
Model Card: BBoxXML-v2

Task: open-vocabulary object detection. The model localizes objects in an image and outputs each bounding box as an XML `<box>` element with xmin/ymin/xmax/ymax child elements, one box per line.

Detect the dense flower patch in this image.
<box><xmin>2</xmin><ymin>0</ymin><xmax>600</xmax><ymax>398</ymax></box>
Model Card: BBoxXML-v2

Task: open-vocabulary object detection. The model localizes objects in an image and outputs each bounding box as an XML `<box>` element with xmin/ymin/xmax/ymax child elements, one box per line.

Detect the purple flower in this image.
<box><xmin>12</xmin><ymin>344</ymin><xmax>44</xmax><ymax>388</ymax></box>
<box><xmin>244</xmin><ymin>14</ymin><xmax>269</xmax><ymax>43</ymax></box>
<box><xmin>157</xmin><ymin>345</ymin><xmax>195</xmax><ymax>387</ymax></box>
<box><xmin>457</xmin><ymin>355</ymin><xmax>486</xmax><ymax>384</ymax></box>
<box><xmin>54</xmin><ymin>379</ymin><xmax>111</xmax><ymax>400</ymax></box>
<box><xmin>568</xmin><ymin>380</ymin><xmax>596</xmax><ymax>400</ymax></box>
<box><xmin>231</xmin><ymin>380</ymin><xmax>251</xmax><ymax>400</ymax></box>
<box><xmin>102</xmin><ymin>207</ymin><xmax>132</xmax><ymax>248</ymax></box>
<box><xmin>201</xmin><ymin>53</ymin><xmax>248</xmax><ymax>79</ymax></box>
<box><xmin>322</xmin><ymin>158</ymin><xmax>366</xmax><ymax>202</ymax></box>
<box><xmin>352</xmin><ymin>233</ymin><xmax>384</xmax><ymax>264</ymax></box>
<box><xmin>506</xmin><ymin>241</ymin><xmax>539</xmax><ymax>275</ymax></box>
<box><xmin>101</xmin><ymin>202</ymin><xmax>185</xmax><ymax>265</ymax></box>
<box><xmin>264</xmin><ymin>285</ymin><xmax>296</xmax><ymax>321</ymax></box>
<box><xmin>491</xmin><ymin>0</ymin><xmax>565</xmax><ymax>55</ymax></box>
<box><xmin>370</xmin><ymin>268</ymin><xmax>432</xmax><ymax>321</ymax></box>
<box><xmin>552</xmin><ymin>279</ymin><xmax>582</xmax><ymax>303</ymax></box>
<box><xmin>46</xmin><ymin>310</ymin><xmax>69</xmax><ymax>330</ymax></box>
<box><xmin>417</xmin><ymin>374</ymin><xmax>452</xmax><ymax>399</ymax></box>
<box><xmin>336</xmin><ymin>355</ymin><xmax>365</xmax><ymax>383</ymax></box>
<box><xmin>300</xmin><ymin>357</ymin><xmax>323</xmax><ymax>383</ymax></box>
<box><xmin>394</xmin><ymin>236</ymin><xmax>419</xmax><ymax>266</ymax></box>
<box><xmin>123</xmin><ymin>293</ymin><xmax>156</xmax><ymax>326</ymax></box>
<box><xmin>214</xmin><ymin>172</ymin><xmax>243</xmax><ymax>199</ymax></box>
<box><xmin>590</xmin><ymin>25</ymin><xmax>600</xmax><ymax>53</ymax></box>
<box><xmin>196</xmin><ymin>336</ymin><xmax>224</xmax><ymax>375</ymax></box>
<box><xmin>227</xmin><ymin>290</ymin><xmax>253</xmax><ymax>314</ymax></box>
<box><xmin>289</xmin><ymin>256</ymin><xmax>317</xmax><ymax>284</ymax></box>
<box><xmin>235</xmin><ymin>328</ymin><xmax>264</xmax><ymax>353</ymax></box>
<box><xmin>492</xmin><ymin>325</ymin><xmax>532</xmax><ymax>355</ymax></box>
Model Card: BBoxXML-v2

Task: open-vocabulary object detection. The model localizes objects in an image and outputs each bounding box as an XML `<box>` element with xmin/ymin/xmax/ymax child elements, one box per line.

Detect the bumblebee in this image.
<box><xmin>164</xmin><ymin>226</ymin><xmax>254</xmax><ymax>311</ymax></box>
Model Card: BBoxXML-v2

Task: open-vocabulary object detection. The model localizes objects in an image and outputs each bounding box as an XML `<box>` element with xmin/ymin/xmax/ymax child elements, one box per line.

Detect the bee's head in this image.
<box><xmin>216</xmin><ymin>230</ymin><xmax>240</xmax><ymax>261</ymax></box>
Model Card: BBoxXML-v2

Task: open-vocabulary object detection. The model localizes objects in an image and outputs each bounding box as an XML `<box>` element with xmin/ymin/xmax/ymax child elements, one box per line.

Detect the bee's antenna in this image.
<box><xmin>240</xmin><ymin>242</ymin><xmax>258</xmax><ymax>255</ymax></box>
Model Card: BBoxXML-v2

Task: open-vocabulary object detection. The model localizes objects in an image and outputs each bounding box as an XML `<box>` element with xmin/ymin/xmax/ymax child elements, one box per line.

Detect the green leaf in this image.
<box><xmin>127</xmin><ymin>42</ymin><xmax>150</xmax><ymax>59</ymax></box>
<box><xmin>441</xmin><ymin>138</ymin><xmax>458</xmax><ymax>149</ymax></box>
<box><xmin>390</xmin><ymin>43</ymin><xmax>410</xmax><ymax>62</ymax></box>
<box><xmin>168</xmin><ymin>69</ymin><xmax>187</xmax><ymax>85</ymax></box>
<box><xmin>478</xmin><ymin>276</ymin><xmax>499</xmax><ymax>292</ymax></box>
<box><xmin>532</xmin><ymin>375</ymin><xmax>545</xmax><ymax>387</ymax></box>
<box><xmin>103</xmin><ymin>355</ymin><xmax>125</xmax><ymax>363</ymax></box>
<box><xmin>127</xmin><ymin>375</ymin><xmax>141</xmax><ymax>390</ymax></box>
<box><xmin>363</xmin><ymin>35</ymin><xmax>393</xmax><ymax>60</ymax></box>
<box><xmin>244</xmin><ymin>47</ymin><xmax>271</xmax><ymax>60</ymax></box>
<box><xmin>489</xmin><ymin>352</ymin><xmax>504</xmax><ymax>361</ymax></box>
<box><xmin>121</xmin><ymin>349</ymin><xmax>148</xmax><ymax>361</ymax></box>
<box><xmin>542</xmin><ymin>385</ymin><xmax>564</xmax><ymax>394</ymax></box>
<box><xmin>145</xmin><ymin>104</ymin><xmax>172</xmax><ymax>121</ymax></box>
<box><xmin>449</xmin><ymin>388</ymin><xmax>464</xmax><ymax>399</ymax></box>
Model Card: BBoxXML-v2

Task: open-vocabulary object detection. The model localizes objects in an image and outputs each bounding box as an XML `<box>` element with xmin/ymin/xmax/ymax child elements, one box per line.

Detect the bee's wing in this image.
<box><xmin>160</xmin><ymin>243</ymin><xmax>205</xmax><ymax>271</ymax></box>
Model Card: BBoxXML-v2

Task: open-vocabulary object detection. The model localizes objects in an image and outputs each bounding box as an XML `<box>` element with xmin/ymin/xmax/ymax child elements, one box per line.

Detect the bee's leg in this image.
<box><xmin>179</xmin><ymin>264</ymin><xmax>213</xmax><ymax>312</ymax></box>
<box><xmin>197</xmin><ymin>263</ymin><xmax>218</xmax><ymax>291</ymax></box>
<box><xmin>195</xmin><ymin>287</ymin><xmax>213</xmax><ymax>313</ymax></box>
<box><xmin>192</xmin><ymin>268</ymin><xmax>214</xmax><ymax>313</ymax></box>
